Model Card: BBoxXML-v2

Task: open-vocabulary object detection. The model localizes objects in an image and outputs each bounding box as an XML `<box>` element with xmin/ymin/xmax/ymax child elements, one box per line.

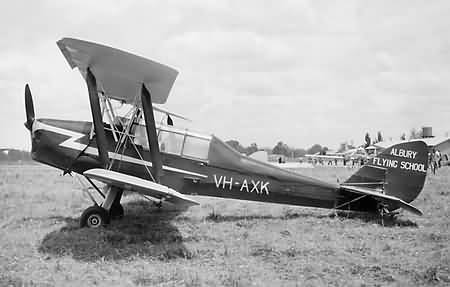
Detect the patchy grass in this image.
<box><xmin>0</xmin><ymin>164</ymin><xmax>449</xmax><ymax>286</ymax></box>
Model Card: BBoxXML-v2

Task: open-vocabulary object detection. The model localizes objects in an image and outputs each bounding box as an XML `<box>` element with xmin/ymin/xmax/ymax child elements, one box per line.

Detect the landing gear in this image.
<box><xmin>80</xmin><ymin>205</ymin><xmax>110</xmax><ymax>228</ymax></box>
<box><xmin>377</xmin><ymin>203</ymin><xmax>390</xmax><ymax>226</ymax></box>
<box><xmin>79</xmin><ymin>180</ymin><xmax>124</xmax><ymax>228</ymax></box>
<box><xmin>106</xmin><ymin>186</ymin><xmax>124</xmax><ymax>219</ymax></box>
<box><xmin>110</xmin><ymin>203</ymin><xmax>124</xmax><ymax>219</ymax></box>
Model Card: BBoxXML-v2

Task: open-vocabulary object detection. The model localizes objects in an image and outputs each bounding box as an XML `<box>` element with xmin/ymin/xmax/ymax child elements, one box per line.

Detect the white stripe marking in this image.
<box><xmin>34</xmin><ymin>121</ymin><xmax>208</xmax><ymax>178</ymax></box>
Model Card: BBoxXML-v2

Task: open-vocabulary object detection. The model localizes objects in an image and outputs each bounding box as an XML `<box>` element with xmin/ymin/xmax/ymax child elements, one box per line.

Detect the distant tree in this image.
<box><xmin>0</xmin><ymin>149</ymin><xmax>32</xmax><ymax>163</ymax></box>
<box><xmin>377</xmin><ymin>131</ymin><xmax>383</xmax><ymax>142</ymax></box>
<box><xmin>400</xmin><ymin>133</ymin><xmax>406</xmax><ymax>140</ymax></box>
<box><xmin>245</xmin><ymin>143</ymin><xmax>259</xmax><ymax>155</ymax></box>
<box><xmin>225</xmin><ymin>140</ymin><xmax>246</xmax><ymax>154</ymax></box>
<box><xmin>338</xmin><ymin>142</ymin><xmax>347</xmax><ymax>153</ymax></box>
<box><xmin>409</xmin><ymin>128</ymin><xmax>422</xmax><ymax>140</ymax></box>
<box><xmin>364</xmin><ymin>132</ymin><xmax>371</xmax><ymax>148</ymax></box>
<box><xmin>306</xmin><ymin>144</ymin><xmax>322</xmax><ymax>155</ymax></box>
<box><xmin>338</xmin><ymin>142</ymin><xmax>356</xmax><ymax>153</ymax></box>
<box><xmin>293</xmin><ymin>148</ymin><xmax>307</xmax><ymax>157</ymax></box>
<box><xmin>272</xmin><ymin>141</ymin><xmax>290</xmax><ymax>157</ymax></box>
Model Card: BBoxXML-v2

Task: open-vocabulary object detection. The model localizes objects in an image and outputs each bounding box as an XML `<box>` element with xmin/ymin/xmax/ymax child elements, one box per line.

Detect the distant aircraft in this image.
<box><xmin>25</xmin><ymin>38</ymin><xmax>429</xmax><ymax>228</ymax></box>
<box><xmin>306</xmin><ymin>147</ymin><xmax>370</xmax><ymax>164</ymax></box>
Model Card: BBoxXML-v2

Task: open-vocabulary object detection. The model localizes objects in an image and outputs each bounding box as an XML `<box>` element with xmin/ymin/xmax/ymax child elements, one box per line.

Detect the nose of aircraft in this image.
<box><xmin>24</xmin><ymin>84</ymin><xmax>35</xmax><ymax>131</ymax></box>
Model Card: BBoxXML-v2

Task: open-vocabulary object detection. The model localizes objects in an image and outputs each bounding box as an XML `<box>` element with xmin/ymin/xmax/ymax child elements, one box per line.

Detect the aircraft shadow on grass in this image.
<box><xmin>201</xmin><ymin>211</ymin><xmax>331</xmax><ymax>222</ymax></box>
<box><xmin>39</xmin><ymin>203</ymin><xmax>419</xmax><ymax>261</ymax></box>
<box><xmin>39</xmin><ymin>200</ymin><xmax>192</xmax><ymax>262</ymax></box>
<box><xmin>203</xmin><ymin>210</ymin><xmax>418</xmax><ymax>227</ymax></box>
<box><xmin>38</xmin><ymin>201</ymin><xmax>418</xmax><ymax>262</ymax></box>
<box><xmin>330</xmin><ymin>211</ymin><xmax>418</xmax><ymax>227</ymax></box>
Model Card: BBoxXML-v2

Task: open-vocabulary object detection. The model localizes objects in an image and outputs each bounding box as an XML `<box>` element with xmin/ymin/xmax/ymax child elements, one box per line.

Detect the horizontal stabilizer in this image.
<box><xmin>341</xmin><ymin>185</ymin><xmax>422</xmax><ymax>216</ymax></box>
<box><xmin>84</xmin><ymin>168</ymin><xmax>199</xmax><ymax>207</ymax></box>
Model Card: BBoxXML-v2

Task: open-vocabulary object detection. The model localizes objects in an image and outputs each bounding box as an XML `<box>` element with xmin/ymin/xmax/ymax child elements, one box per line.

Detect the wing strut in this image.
<box><xmin>141</xmin><ymin>84</ymin><xmax>163</xmax><ymax>182</ymax></box>
<box><xmin>86</xmin><ymin>68</ymin><xmax>109</xmax><ymax>168</ymax></box>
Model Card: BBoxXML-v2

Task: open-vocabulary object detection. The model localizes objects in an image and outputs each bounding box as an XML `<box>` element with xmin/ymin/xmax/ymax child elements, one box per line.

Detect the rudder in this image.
<box><xmin>345</xmin><ymin>141</ymin><xmax>428</xmax><ymax>204</ymax></box>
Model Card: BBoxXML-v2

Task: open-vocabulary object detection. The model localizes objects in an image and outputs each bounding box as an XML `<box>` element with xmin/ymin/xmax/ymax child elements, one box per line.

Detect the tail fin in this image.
<box><xmin>345</xmin><ymin>141</ymin><xmax>428</xmax><ymax>204</ymax></box>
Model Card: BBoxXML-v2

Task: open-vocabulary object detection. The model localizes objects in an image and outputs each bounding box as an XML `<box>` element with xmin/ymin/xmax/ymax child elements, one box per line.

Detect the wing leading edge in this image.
<box><xmin>340</xmin><ymin>185</ymin><xmax>423</xmax><ymax>216</ymax></box>
<box><xmin>84</xmin><ymin>168</ymin><xmax>199</xmax><ymax>207</ymax></box>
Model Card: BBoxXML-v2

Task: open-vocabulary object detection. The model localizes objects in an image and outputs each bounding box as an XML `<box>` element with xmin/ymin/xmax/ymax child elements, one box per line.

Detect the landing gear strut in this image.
<box><xmin>79</xmin><ymin>180</ymin><xmax>124</xmax><ymax>228</ymax></box>
<box><xmin>378</xmin><ymin>203</ymin><xmax>390</xmax><ymax>226</ymax></box>
<box><xmin>110</xmin><ymin>202</ymin><xmax>124</xmax><ymax>219</ymax></box>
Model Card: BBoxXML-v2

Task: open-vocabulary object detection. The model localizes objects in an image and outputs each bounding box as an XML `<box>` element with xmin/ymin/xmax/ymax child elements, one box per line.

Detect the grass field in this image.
<box><xmin>0</xmin><ymin>164</ymin><xmax>449</xmax><ymax>286</ymax></box>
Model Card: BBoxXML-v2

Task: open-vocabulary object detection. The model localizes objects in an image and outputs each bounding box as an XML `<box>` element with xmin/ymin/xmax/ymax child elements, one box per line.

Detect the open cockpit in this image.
<box><xmin>96</xmin><ymin>98</ymin><xmax>212</xmax><ymax>163</ymax></box>
<box><xmin>134</xmin><ymin>123</ymin><xmax>211</xmax><ymax>162</ymax></box>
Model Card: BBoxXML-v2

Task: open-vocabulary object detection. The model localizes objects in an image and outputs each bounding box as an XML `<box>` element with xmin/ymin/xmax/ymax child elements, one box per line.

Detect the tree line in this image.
<box><xmin>226</xmin><ymin>127</ymin><xmax>427</xmax><ymax>158</ymax></box>
<box><xmin>225</xmin><ymin>140</ymin><xmax>328</xmax><ymax>158</ymax></box>
<box><xmin>0</xmin><ymin>149</ymin><xmax>32</xmax><ymax>163</ymax></box>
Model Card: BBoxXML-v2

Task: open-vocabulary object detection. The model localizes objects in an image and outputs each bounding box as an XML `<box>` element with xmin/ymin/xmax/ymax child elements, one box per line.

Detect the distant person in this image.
<box><xmin>430</xmin><ymin>149</ymin><xmax>436</xmax><ymax>174</ymax></box>
<box><xmin>436</xmin><ymin>149</ymin><xmax>442</xmax><ymax>168</ymax></box>
<box><xmin>428</xmin><ymin>152</ymin><xmax>432</xmax><ymax>169</ymax></box>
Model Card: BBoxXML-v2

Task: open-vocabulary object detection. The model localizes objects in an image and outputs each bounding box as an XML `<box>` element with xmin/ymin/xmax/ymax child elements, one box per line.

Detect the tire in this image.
<box><xmin>110</xmin><ymin>203</ymin><xmax>124</xmax><ymax>219</ymax></box>
<box><xmin>80</xmin><ymin>205</ymin><xmax>110</xmax><ymax>228</ymax></box>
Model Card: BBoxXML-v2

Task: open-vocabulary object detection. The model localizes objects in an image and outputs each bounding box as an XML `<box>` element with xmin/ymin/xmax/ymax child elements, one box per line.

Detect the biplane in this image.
<box><xmin>24</xmin><ymin>38</ymin><xmax>429</xmax><ymax>228</ymax></box>
<box><xmin>305</xmin><ymin>147</ymin><xmax>370</xmax><ymax>165</ymax></box>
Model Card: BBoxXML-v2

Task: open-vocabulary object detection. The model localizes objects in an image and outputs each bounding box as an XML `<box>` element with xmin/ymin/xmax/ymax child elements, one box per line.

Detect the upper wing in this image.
<box><xmin>57</xmin><ymin>38</ymin><xmax>178</xmax><ymax>105</ymax></box>
<box><xmin>84</xmin><ymin>168</ymin><xmax>199</xmax><ymax>207</ymax></box>
<box><xmin>340</xmin><ymin>184</ymin><xmax>422</xmax><ymax>216</ymax></box>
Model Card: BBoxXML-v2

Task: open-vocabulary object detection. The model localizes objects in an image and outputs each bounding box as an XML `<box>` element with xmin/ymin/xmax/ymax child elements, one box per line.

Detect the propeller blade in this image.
<box><xmin>25</xmin><ymin>84</ymin><xmax>35</xmax><ymax>130</ymax></box>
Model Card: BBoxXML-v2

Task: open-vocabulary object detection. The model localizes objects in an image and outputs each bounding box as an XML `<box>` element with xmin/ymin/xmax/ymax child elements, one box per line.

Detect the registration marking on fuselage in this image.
<box><xmin>213</xmin><ymin>174</ymin><xmax>270</xmax><ymax>195</ymax></box>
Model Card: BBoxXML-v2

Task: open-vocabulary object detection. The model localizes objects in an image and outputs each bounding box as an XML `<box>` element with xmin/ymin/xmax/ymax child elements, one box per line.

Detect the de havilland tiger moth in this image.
<box><xmin>24</xmin><ymin>38</ymin><xmax>429</xmax><ymax>228</ymax></box>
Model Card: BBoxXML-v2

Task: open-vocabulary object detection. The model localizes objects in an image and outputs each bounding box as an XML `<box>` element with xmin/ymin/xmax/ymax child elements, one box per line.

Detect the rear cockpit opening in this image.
<box><xmin>134</xmin><ymin>123</ymin><xmax>211</xmax><ymax>162</ymax></box>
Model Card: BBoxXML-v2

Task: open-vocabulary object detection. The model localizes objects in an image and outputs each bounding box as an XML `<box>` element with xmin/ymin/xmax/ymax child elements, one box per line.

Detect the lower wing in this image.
<box><xmin>84</xmin><ymin>168</ymin><xmax>199</xmax><ymax>207</ymax></box>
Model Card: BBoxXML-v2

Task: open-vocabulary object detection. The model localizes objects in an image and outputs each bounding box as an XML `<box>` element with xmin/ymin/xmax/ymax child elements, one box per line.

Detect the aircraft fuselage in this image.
<box><xmin>30</xmin><ymin>118</ymin><xmax>379</xmax><ymax>213</ymax></box>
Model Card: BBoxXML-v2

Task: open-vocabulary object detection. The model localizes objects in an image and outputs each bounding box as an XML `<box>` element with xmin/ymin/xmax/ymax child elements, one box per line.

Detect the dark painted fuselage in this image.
<box><xmin>30</xmin><ymin>118</ymin><xmax>379</xmax><ymax>213</ymax></box>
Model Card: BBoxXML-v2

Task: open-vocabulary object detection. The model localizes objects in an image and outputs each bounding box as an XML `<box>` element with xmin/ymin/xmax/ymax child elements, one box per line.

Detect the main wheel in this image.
<box><xmin>80</xmin><ymin>205</ymin><xmax>110</xmax><ymax>228</ymax></box>
<box><xmin>110</xmin><ymin>203</ymin><xmax>124</xmax><ymax>219</ymax></box>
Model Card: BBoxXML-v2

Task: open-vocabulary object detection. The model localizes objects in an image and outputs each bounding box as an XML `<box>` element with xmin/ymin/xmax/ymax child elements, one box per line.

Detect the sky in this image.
<box><xmin>1</xmin><ymin>0</ymin><xmax>449</xmax><ymax>151</ymax></box>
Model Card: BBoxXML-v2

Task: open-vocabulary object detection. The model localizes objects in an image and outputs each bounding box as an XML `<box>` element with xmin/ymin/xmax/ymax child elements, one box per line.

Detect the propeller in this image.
<box><xmin>24</xmin><ymin>84</ymin><xmax>35</xmax><ymax>131</ymax></box>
